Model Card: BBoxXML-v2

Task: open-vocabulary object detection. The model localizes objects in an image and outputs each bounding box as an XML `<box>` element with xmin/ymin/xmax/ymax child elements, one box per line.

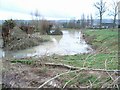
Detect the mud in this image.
<box><xmin>2</xmin><ymin>58</ymin><xmax>119</xmax><ymax>88</ymax></box>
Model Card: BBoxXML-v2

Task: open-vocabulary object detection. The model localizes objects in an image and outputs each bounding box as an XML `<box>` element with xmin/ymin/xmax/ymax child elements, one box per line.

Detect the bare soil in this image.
<box><xmin>2</xmin><ymin>57</ymin><xmax>119</xmax><ymax>89</ymax></box>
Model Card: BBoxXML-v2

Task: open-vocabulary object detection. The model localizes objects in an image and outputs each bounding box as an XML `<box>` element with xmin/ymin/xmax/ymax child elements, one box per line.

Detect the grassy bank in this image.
<box><xmin>40</xmin><ymin>29</ymin><xmax>118</xmax><ymax>70</ymax></box>
<box><xmin>2</xmin><ymin>29</ymin><xmax>119</xmax><ymax>88</ymax></box>
<box><xmin>10</xmin><ymin>29</ymin><xmax>118</xmax><ymax>70</ymax></box>
<box><xmin>83</xmin><ymin>29</ymin><xmax>118</xmax><ymax>53</ymax></box>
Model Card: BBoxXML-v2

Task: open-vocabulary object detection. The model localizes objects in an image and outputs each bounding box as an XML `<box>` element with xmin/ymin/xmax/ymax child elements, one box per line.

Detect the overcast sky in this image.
<box><xmin>0</xmin><ymin>0</ymin><xmax>118</xmax><ymax>20</ymax></box>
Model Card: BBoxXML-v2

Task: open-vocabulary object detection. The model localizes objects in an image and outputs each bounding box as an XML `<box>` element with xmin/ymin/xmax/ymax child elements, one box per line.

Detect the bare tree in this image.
<box><xmin>68</xmin><ymin>18</ymin><xmax>76</xmax><ymax>28</ymax></box>
<box><xmin>31</xmin><ymin>10</ymin><xmax>41</xmax><ymax>31</ymax></box>
<box><xmin>118</xmin><ymin>1</ymin><xmax>120</xmax><ymax>28</ymax></box>
<box><xmin>81</xmin><ymin>13</ymin><xmax>86</xmax><ymax>28</ymax></box>
<box><xmin>90</xmin><ymin>14</ymin><xmax>94</xmax><ymax>28</ymax></box>
<box><xmin>94</xmin><ymin>0</ymin><xmax>106</xmax><ymax>29</ymax></box>
<box><xmin>76</xmin><ymin>19</ymin><xmax>81</xmax><ymax>29</ymax></box>
<box><xmin>40</xmin><ymin>19</ymin><xmax>52</xmax><ymax>34</ymax></box>
<box><xmin>86</xmin><ymin>15</ymin><xmax>90</xmax><ymax>28</ymax></box>
<box><xmin>108</xmin><ymin>0</ymin><xmax>119</xmax><ymax>28</ymax></box>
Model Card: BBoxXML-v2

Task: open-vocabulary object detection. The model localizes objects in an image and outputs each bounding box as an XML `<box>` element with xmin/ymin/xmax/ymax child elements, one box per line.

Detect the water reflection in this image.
<box><xmin>1</xmin><ymin>30</ymin><xmax>93</xmax><ymax>58</ymax></box>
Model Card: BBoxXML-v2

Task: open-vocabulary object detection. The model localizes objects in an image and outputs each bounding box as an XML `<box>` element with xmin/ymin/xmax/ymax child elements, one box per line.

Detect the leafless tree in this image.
<box><xmin>68</xmin><ymin>18</ymin><xmax>76</xmax><ymax>28</ymax></box>
<box><xmin>76</xmin><ymin>19</ymin><xmax>81</xmax><ymax>29</ymax></box>
<box><xmin>94</xmin><ymin>0</ymin><xmax>106</xmax><ymax>29</ymax></box>
<box><xmin>118</xmin><ymin>1</ymin><xmax>120</xmax><ymax>28</ymax></box>
<box><xmin>81</xmin><ymin>13</ymin><xmax>86</xmax><ymax>28</ymax></box>
<box><xmin>40</xmin><ymin>19</ymin><xmax>52</xmax><ymax>34</ymax></box>
<box><xmin>31</xmin><ymin>10</ymin><xmax>41</xmax><ymax>31</ymax></box>
<box><xmin>108</xmin><ymin>0</ymin><xmax>119</xmax><ymax>28</ymax></box>
<box><xmin>86</xmin><ymin>15</ymin><xmax>90</xmax><ymax>28</ymax></box>
<box><xmin>90</xmin><ymin>14</ymin><xmax>94</xmax><ymax>28</ymax></box>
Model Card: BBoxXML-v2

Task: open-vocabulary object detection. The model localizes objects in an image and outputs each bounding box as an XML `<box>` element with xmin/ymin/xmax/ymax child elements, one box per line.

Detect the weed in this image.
<box><xmin>11</xmin><ymin>59</ymin><xmax>34</xmax><ymax>65</ymax></box>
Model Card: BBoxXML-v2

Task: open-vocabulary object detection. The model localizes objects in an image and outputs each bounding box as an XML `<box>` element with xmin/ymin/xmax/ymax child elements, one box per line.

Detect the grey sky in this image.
<box><xmin>0</xmin><ymin>0</ymin><xmax>118</xmax><ymax>20</ymax></box>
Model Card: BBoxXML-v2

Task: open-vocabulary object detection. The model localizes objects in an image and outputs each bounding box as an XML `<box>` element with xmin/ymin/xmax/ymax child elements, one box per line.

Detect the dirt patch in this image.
<box><xmin>2</xmin><ymin>59</ymin><xmax>66</xmax><ymax>88</ymax></box>
<box><xmin>2</xmin><ymin>58</ymin><xmax>119</xmax><ymax>88</ymax></box>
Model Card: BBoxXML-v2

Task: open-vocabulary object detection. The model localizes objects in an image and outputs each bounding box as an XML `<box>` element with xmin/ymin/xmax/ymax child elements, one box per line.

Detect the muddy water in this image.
<box><xmin>0</xmin><ymin>30</ymin><xmax>93</xmax><ymax>58</ymax></box>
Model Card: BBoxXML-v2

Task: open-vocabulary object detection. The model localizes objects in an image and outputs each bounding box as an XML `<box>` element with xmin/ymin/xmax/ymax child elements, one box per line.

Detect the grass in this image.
<box><xmin>44</xmin><ymin>29</ymin><xmax>118</xmax><ymax>70</ymax></box>
<box><xmin>60</xmin><ymin>71</ymin><xmax>113</xmax><ymax>88</ymax></box>
<box><xmin>11</xmin><ymin>59</ymin><xmax>34</xmax><ymax>65</ymax></box>
<box><xmin>84</xmin><ymin>29</ymin><xmax>118</xmax><ymax>52</ymax></box>
<box><xmin>7</xmin><ymin>29</ymin><xmax>119</xmax><ymax>88</ymax></box>
<box><xmin>11</xmin><ymin>29</ymin><xmax>118</xmax><ymax>70</ymax></box>
<box><xmin>45</xmin><ymin>53</ymin><xmax>118</xmax><ymax>70</ymax></box>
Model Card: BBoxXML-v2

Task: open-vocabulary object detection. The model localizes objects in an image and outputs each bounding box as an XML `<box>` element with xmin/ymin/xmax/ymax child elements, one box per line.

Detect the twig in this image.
<box><xmin>107</xmin><ymin>76</ymin><xmax>120</xmax><ymax>88</ymax></box>
<box><xmin>105</xmin><ymin>57</ymin><xmax>116</xmax><ymax>81</ymax></box>
<box><xmin>92</xmin><ymin>76</ymin><xmax>101</xmax><ymax>85</ymax></box>
<box><xmin>63</xmin><ymin>72</ymin><xmax>80</xmax><ymax>88</ymax></box>
<box><xmin>101</xmin><ymin>71</ymin><xmax>119</xmax><ymax>88</ymax></box>
<box><xmin>88</xmin><ymin>80</ymin><xmax>93</xmax><ymax>88</ymax></box>
<box><xmin>36</xmin><ymin>69</ymin><xmax>79</xmax><ymax>89</ymax></box>
<box><xmin>104</xmin><ymin>58</ymin><xmax>114</xmax><ymax>83</ymax></box>
<box><xmin>105</xmin><ymin>59</ymin><xmax>108</xmax><ymax>70</ymax></box>
<box><xmin>82</xmin><ymin>41</ymin><xmax>110</xmax><ymax>68</ymax></box>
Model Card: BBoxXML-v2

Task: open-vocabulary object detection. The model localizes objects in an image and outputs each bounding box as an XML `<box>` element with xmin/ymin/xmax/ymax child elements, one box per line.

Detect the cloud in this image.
<box><xmin>0</xmin><ymin>10</ymin><xmax>32</xmax><ymax>20</ymax></box>
<box><xmin>0</xmin><ymin>0</ymin><xmax>113</xmax><ymax>20</ymax></box>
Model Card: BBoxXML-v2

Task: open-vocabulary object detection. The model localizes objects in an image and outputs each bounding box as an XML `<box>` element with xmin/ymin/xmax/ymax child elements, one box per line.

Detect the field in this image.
<box><xmin>2</xmin><ymin>29</ymin><xmax>119</xmax><ymax>88</ymax></box>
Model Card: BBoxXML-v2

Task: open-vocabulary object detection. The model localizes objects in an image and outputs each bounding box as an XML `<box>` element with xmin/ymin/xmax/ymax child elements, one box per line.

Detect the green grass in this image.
<box><xmin>11</xmin><ymin>59</ymin><xmax>34</xmax><ymax>65</ymax></box>
<box><xmin>8</xmin><ymin>29</ymin><xmax>118</xmax><ymax>88</ymax></box>
<box><xmin>60</xmin><ymin>71</ymin><xmax>113</xmax><ymax>88</ymax></box>
<box><xmin>47</xmin><ymin>53</ymin><xmax>118</xmax><ymax>70</ymax></box>
<box><xmin>84</xmin><ymin>29</ymin><xmax>118</xmax><ymax>52</ymax></box>
<box><xmin>10</xmin><ymin>29</ymin><xmax>118</xmax><ymax>70</ymax></box>
<box><xmin>46</xmin><ymin>29</ymin><xmax>118</xmax><ymax>70</ymax></box>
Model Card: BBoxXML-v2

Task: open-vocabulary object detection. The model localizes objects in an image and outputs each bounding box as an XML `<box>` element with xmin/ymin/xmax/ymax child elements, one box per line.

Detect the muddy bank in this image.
<box><xmin>81</xmin><ymin>31</ymin><xmax>97</xmax><ymax>50</ymax></box>
<box><xmin>2</xmin><ymin>57</ymin><xmax>119</xmax><ymax>88</ymax></box>
<box><xmin>3</xmin><ymin>27</ymin><xmax>49</xmax><ymax>51</ymax></box>
<box><xmin>2</xmin><ymin>58</ymin><xmax>66</xmax><ymax>88</ymax></box>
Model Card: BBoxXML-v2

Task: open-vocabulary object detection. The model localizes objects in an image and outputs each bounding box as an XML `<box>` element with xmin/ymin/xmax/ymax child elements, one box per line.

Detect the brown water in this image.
<box><xmin>0</xmin><ymin>30</ymin><xmax>93</xmax><ymax>58</ymax></box>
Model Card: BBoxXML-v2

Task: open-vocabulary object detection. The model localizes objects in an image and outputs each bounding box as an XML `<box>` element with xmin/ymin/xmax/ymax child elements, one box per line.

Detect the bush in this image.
<box><xmin>4</xmin><ymin>26</ymin><xmax>45</xmax><ymax>51</ymax></box>
<box><xmin>39</xmin><ymin>20</ymin><xmax>52</xmax><ymax>34</ymax></box>
<box><xmin>50</xmin><ymin>30</ymin><xmax>63</xmax><ymax>35</ymax></box>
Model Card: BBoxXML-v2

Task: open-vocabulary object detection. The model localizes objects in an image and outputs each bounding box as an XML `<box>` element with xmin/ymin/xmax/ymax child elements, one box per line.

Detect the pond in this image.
<box><xmin>0</xmin><ymin>30</ymin><xmax>93</xmax><ymax>58</ymax></box>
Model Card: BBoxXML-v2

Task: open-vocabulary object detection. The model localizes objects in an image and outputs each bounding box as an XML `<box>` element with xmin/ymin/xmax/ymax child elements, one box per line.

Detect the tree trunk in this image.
<box><xmin>100</xmin><ymin>13</ymin><xmax>102</xmax><ymax>29</ymax></box>
<box><xmin>113</xmin><ymin>14</ymin><xmax>117</xmax><ymax>29</ymax></box>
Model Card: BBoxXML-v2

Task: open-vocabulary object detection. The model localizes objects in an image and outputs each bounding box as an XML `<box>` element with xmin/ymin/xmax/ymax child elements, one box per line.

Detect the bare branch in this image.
<box><xmin>37</xmin><ymin>69</ymin><xmax>79</xmax><ymax>89</ymax></box>
<box><xmin>63</xmin><ymin>72</ymin><xmax>80</xmax><ymax>88</ymax></box>
<box><xmin>94</xmin><ymin>0</ymin><xmax>106</xmax><ymax>29</ymax></box>
<box><xmin>94</xmin><ymin>4</ymin><xmax>100</xmax><ymax>9</ymax></box>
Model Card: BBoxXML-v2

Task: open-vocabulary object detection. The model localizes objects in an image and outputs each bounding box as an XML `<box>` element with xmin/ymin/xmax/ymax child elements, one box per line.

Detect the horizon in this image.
<box><xmin>0</xmin><ymin>18</ymin><xmax>116</xmax><ymax>25</ymax></box>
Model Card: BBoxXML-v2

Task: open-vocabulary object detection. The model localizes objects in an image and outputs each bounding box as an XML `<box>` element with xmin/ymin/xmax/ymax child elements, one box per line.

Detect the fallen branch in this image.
<box><xmin>38</xmin><ymin>62</ymin><xmax>120</xmax><ymax>73</ymax></box>
<box><xmin>107</xmin><ymin>76</ymin><xmax>120</xmax><ymax>88</ymax></box>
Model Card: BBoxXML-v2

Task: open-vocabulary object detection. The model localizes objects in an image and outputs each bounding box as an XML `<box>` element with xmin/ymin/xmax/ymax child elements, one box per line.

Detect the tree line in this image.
<box><xmin>17</xmin><ymin>0</ymin><xmax>119</xmax><ymax>30</ymax></box>
<box><xmin>63</xmin><ymin>0</ymin><xmax>119</xmax><ymax>29</ymax></box>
